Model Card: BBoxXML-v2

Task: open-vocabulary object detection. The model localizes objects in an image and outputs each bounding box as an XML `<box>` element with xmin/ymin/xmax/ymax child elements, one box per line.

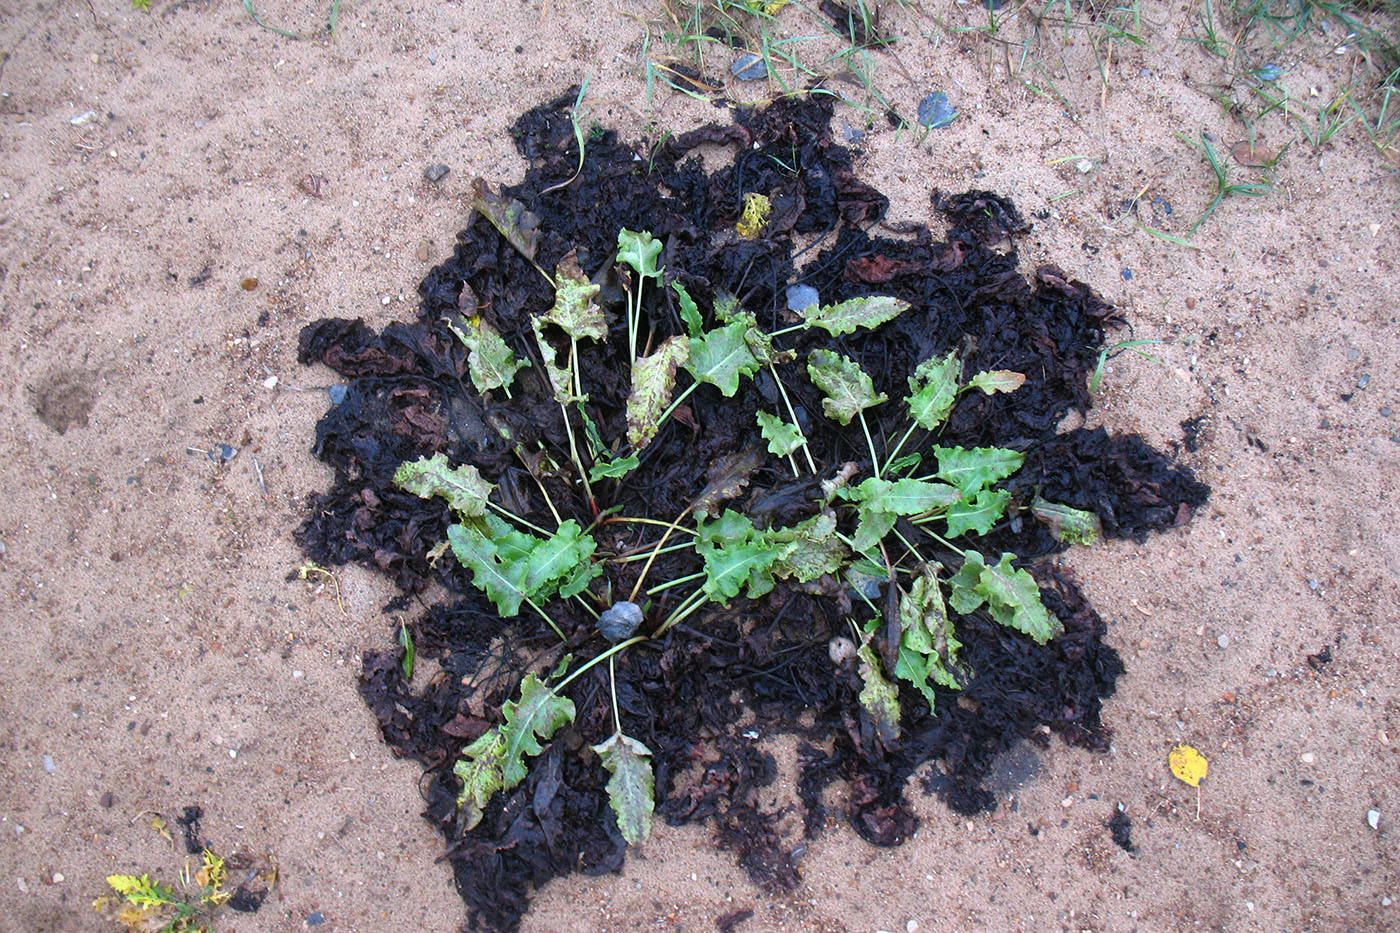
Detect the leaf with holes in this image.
<box><xmin>800</xmin><ymin>294</ymin><xmax>910</xmax><ymax>336</ymax></box>
<box><xmin>627</xmin><ymin>336</ymin><xmax>689</xmax><ymax>449</ymax></box>
<box><xmin>976</xmin><ymin>553</ymin><xmax>1062</xmax><ymax>644</ymax></box>
<box><xmin>893</xmin><ymin>564</ymin><xmax>966</xmax><ymax>712</ymax></box>
<box><xmin>807</xmin><ymin>349</ymin><xmax>886</xmax><ymax>425</ymax></box>
<box><xmin>593</xmin><ymin>731</ymin><xmax>655</xmax><ymax>846</ymax></box>
<box><xmin>394</xmin><ymin>453</ymin><xmax>494</xmax><ymax>517</ymax></box>
<box><xmin>769</xmin><ymin>509</ymin><xmax>846</xmax><ymax>582</ymax></box>
<box><xmin>469</xmin><ymin>177</ymin><xmax>541</xmax><ymax>263</ymax></box>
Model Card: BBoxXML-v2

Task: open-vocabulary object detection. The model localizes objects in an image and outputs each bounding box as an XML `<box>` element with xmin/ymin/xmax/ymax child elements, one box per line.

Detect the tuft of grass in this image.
<box><xmin>1174</xmin><ymin>130</ymin><xmax>1277</xmax><ymax>231</ymax></box>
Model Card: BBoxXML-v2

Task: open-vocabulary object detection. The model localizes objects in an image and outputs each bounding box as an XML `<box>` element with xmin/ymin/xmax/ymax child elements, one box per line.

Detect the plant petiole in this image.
<box><xmin>555</xmin><ymin>635</ymin><xmax>649</xmax><ymax>692</ymax></box>
<box><xmin>645</xmin><ymin>570</ymin><xmax>706</xmax><ymax>596</ymax></box>
<box><xmin>768</xmin><ymin>362</ymin><xmax>818</xmax><ymax>473</ymax></box>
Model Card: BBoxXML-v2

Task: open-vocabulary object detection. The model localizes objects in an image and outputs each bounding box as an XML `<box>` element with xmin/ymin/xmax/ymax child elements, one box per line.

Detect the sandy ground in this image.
<box><xmin>1</xmin><ymin>0</ymin><xmax>1397</xmax><ymax>929</ymax></box>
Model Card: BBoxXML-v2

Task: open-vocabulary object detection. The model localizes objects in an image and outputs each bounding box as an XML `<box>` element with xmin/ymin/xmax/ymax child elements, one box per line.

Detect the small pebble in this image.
<box><xmin>916</xmin><ymin>90</ymin><xmax>958</xmax><ymax>129</ymax></box>
<box><xmin>416</xmin><ymin>240</ymin><xmax>432</xmax><ymax>263</ymax></box>
<box><xmin>423</xmin><ymin>163</ymin><xmax>450</xmax><ymax>183</ymax></box>
<box><xmin>306</xmin><ymin>912</ymin><xmax>326</xmax><ymax>926</ymax></box>
<box><xmin>731</xmin><ymin>53</ymin><xmax>767</xmax><ymax>81</ymax></box>
<box><xmin>328</xmin><ymin>385</ymin><xmax>349</xmax><ymax>405</ymax></box>
<box><xmin>1381</xmin><ymin>407</ymin><xmax>1393</xmax><ymax>418</ymax></box>
<box><xmin>1217</xmin><ymin>633</ymin><xmax>1229</xmax><ymax>648</ymax></box>
<box><xmin>208</xmin><ymin>444</ymin><xmax>237</xmax><ymax>463</ymax></box>
<box><xmin>262</xmin><ymin>375</ymin><xmax>279</xmax><ymax>389</ymax></box>
<box><xmin>1300</xmin><ymin>752</ymin><xmax>1315</xmax><ymax>764</ymax></box>
<box><xmin>1368</xmin><ymin>809</ymin><xmax>1381</xmax><ymax>830</ymax></box>
<box><xmin>785</xmin><ymin>284</ymin><xmax>819</xmax><ymax>312</ymax></box>
<box><xmin>1383</xmin><ymin>896</ymin><xmax>1393</xmax><ymax>907</ymax></box>
<box><xmin>1075</xmin><ymin>159</ymin><xmax>1094</xmax><ymax>174</ymax></box>
<box><xmin>1357</xmin><ymin>373</ymin><xmax>1370</xmax><ymax>389</ymax></box>
<box><xmin>51</xmin><ymin>873</ymin><xmax>63</xmax><ymax>884</ymax></box>
<box><xmin>240</xmin><ymin>276</ymin><xmax>259</xmax><ymax>291</ymax></box>
<box><xmin>100</xmin><ymin>792</ymin><xmax>114</xmax><ymax>808</ymax></box>
<box><xmin>907</xmin><ymin>922</ymin><xmax>919</xmax><ymax>933</ymax></box>
<box><xmin>1121</xmin><ymin>268</ymin><xmax>1133</xmax><ymax>280</ymax></box>
<box><xmin>42</xmin><ymin>755</ymin><xmax>55</xmax><ymax>774</ymax></box>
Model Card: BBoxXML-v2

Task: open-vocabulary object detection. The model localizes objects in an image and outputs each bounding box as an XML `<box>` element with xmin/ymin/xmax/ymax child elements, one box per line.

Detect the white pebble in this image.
<box><xmin>1300</xmin><ymin>752</ymin><xmax>1315</xmax><ymax>764</ymax></box>
<box><xmin>1368</xmin><ymin>809</ymin><xmax>1381</xmax><ymax>830</ymax></box>
<box><xmin>262</xmin><ymin>375</ymin><xmax>279</xmax><ymax>389</ymax></box>
<box><xmin>907</xmin><ymin>921</ymin><xmax>919</xmax><ymax>933</ymax></box>
<box><xmin>1217</xmin><ymin>633</ymin><xmax>1229</xmax><ymax>648</ymax></box>
<box><xmin>51</xmin><ymin>873</ymin><xmax>63</xmax><ymax>883</ymax></box>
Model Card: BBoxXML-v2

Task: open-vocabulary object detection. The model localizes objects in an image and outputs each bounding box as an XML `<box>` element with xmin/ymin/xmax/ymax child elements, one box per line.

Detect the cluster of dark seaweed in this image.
<box><xmin>295</xmin><ymin>91</ymin><xmax>1208</xmax><ymax>931</ymax></box>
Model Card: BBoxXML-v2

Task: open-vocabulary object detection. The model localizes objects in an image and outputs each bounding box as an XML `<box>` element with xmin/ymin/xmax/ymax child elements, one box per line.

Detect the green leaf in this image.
<box><xmin>685</xmin><ymin>320</ymin><xmax>761</xmax><ymax>397</ymax></box>
<box><xmin>542</xmin><ymin>252</ymin><xmax>606</xmax><ymax>341</ymax></box>
<box><xmin>627</xmin><ymin>336</ymin><xmax>690</xmax><ymax>449</ymax></box>
<box><xmin>1030</xmin><ymin>497</ymin><xmax>1103</xmax><ymax>545</ymax></box>
<box><xmin>931</xmin><ymin>445</ymin><xmax>1024</xmax><ymax>496</ymax></box>
<box><xmin>807</xmin><ymin>349</ymin><xmax>886</xmax><ymax>425</ymax></box>
<box><xmin>395</xmin><ymin>453</ymin><xmax>494</xmax><ymax>517</ymax></box>
<box><xmin>589</xmin><ymin>454</ymin><xmax>640</xmax><ymax>482</ymax></box>
<box><xmin>769</xmin><ymin>510</ymin><xmax>846</xmax><ymax>582</ymax></box>
<box><xmin>469</xmin><ymin>178</ymin><xmax>541</xmax><ymax>263</ymax></box>
<box><xmin>448</xmin><ymin>524</ymin><xmax>532</xmax><ymax>617</ymax></box>
<box><xmin>947</xmin><ymin>550</ymin><xmax>987</xmax><ymax>614</ymax></box>
<box><xmin>975</xmin><ymin>553</ymin><xmax>1063</xmax><ymax>644</ymax></box>
<box><xmin>454</xmin><ymin>673</ymin><xmax>576</xmax><ymax>829</ymax></box>
<box><xmin>852</xmin><ymin>504</ymin><xmax>898</xmax><ymax>553</ymax></box>
<box><xmin>855</xmin><ymin>638</ymin><xmax>901</xmax><ymax>745</ymax></box>
<box><xmin>799</xmin><ymin>295</ymin><xmax>910</xmax><ymax>336</ymax></box>
<box><xmin>447</xmin><ymin>317</ymin><xmax>529</xmax><ymax>395</ymax></box>
<box><xmin>944</xmin><ymin>488</ymin><xmax>1011</xmax><ymax>538</ymax></box>
<box><xmin>905</xmin><ymin>351</ymin><xmax>961</xmax><ymax>430</ymax></box>
<box><xmin>558</xmin><ymin>558</ymin><xmax>602</xmax><ymax>599</ymax></box>
<box><xmin>851</xmin><ymin>477</ymin><xmax>961</xmax><ymax>516</ymax></box>
<box><xmin>966</xmin><ymin>369</ymin><xmax>1027</xmax><ymax>395</ymax></box>
<box><xmin>592</xmin><ymin>731</ymin><xmax>655</xmax><ymax>846</ymax></box>
<box><xmin>755</xmin><ymin>410</ymin><xmax>806</xmax><ymax>457</ymax></box>
<box><xmin>522</xmin><ymin>519</ymin><xmax>596</xmax><ymax>594</ymax></box>
<box><xmin>696</xmin><ymin>509</ymin><xmax>779</xmax><ymax>601</ymax></box>
<box><xmin>616</xmin><ymin>228</ymin><xmax>663</xmax><ymax>283</ymax></box>
<box><xmin>885</xmin><ymin>452</ymin><xmax>922</xmax><ymax>476</ymax></box>
<box><xmin>399</xmin><ymin>624</ymin><xmax>415</xmax><ymax>680</ymax></box>
<box><xmin>672</xmin><ymin>281</ymin><xmax>704</xmax><ymax>337</ymax></box>
<box><xmin>893</xmin><ymin>565</ymin><xmax>966</xmax><ymax>712</ymax></box>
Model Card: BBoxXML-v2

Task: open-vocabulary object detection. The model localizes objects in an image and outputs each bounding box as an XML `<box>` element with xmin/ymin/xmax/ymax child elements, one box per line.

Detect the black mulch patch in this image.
<box><xmin>293</xmin><ymin>90</ymin><xmax>1209</xmax><ymax>932</ymax></box>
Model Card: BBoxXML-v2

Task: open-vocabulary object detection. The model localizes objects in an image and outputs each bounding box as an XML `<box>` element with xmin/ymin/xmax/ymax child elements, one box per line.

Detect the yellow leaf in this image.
<box><xmin>736</xmin><ymin>193</ymin><xmax>771</xmax><ymax>240</ymax></box>
<box><xmin>1169</xmin><ymin>743</ymin><xmax>1208</xmax><ymax>787</ymax></box>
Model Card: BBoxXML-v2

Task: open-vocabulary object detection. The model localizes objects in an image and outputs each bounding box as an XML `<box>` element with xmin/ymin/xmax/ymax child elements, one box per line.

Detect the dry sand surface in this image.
<box><xmin>1</xmin><ymin>0</ymin><xmax>1398</xmax><ymax>929</ymax></box>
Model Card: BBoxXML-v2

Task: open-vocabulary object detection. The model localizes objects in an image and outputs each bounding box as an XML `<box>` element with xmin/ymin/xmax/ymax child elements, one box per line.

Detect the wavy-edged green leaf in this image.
<box><xmin>770</xmin><ymin>510</ymin><xmax>845</xmax><ymax>582</ymax></box>
<box><xmin>448</xmin><ymin>524</ymin><xmax>532</xmax><ymax>616</ymax></box>
<box><xmin>851</xmin><ymin>476</ymin><xmax>961</xmax><ymax>516</ymax></box>
<box><xmin>589</xmin><ymin>453</ymin><xmax>640</xmax><ymax>482</ymax></box>
<box><xmin>447</xmin><ymin>317</ymin><xmax>529</xmax><ymax>395</ymax></box>
<box><xmin>856</xmin><ymin>638</ymin><xmax>901</xmax><ymax>745</ymax></box>
<box><xmin>592</xmin><ymin>731</ymin><xmax>655</xmax><ymax>846</ymax></box>
<box><xmin>558</xmin><ymin>558</ymin><xmax>602</xmax><ymax>599</ymax></box>
<box><xmin>807</xmin><ymin>349</ymin><xmax>886</xmax><ymax>425</ymax></box>
<box><xmin>671</xmin><ymin>281</ymin><xmax>704</xmax><ymax>337</ymax></box>
<box><xmin>756</xmin><ymin>410</ymin><xmax>806</xmax><ymax>457</ymax></box>
<box><xmin>685</xmin><ymin>320</ymin><xmax>761</xmax><ymax>397</ymax></box>
<box><xmin>395</xmin><ymin>453</ymin><xmax>494</xmax><ymax>517</ymax></box>
<box><xmin>1030</xmin><ymin>497</ymin><xmax>1103</xmax><ymax>545</ymax></box>
<box><xmin>976</xmin><ymin>553</ymin><xmax>1062</xmax><ymax>644</ymax></box>
<box><xmin>469</xmin><ymin>177</ymin><xmax>540</xmax><ymax>263</ymax></box>
<box><xmin>542</xmin><ymin>252</ymin><xmax>606</xmax><ymax>341</ymax></box>
<box><xmin>931</xmin><ymin>445</ymin><xmax>1024</xmax><ymax>496</ymax></box>
<box><xmin>627</xmin><ymin>336</ymin><xmax>689</xmax><ymax>450</ymax></box>
<box><xmin>695</xmin><ymin>509</ymin><xmax>778</xmax><ymax>601</ymax></box>
<box><xmin>966</xmin><ymin>369</ymin><xmax>1026</xmax><ymax>395</ymax></box>
<box><xmin>522</xmin><ymin>519</ymin><xmax>596</xmax><ymax>595</ymax></box>
<box><xmin>852</xmin><ymin>504</ymin><xmax>898</xmax><ymax>553</ymax></box>
<box><xmin>893</xmin><ymin>565</ymin><xmax>965</xmax><ymax>713</ymax></box>
<box><xmin>616</xmin><ymin>228</ymin><xmax>663</xmax><ymax>283</ymax></box>
<box><xmin>906</xmin><ymin>351</ymin><xmax>961</xmax><ymax>430</ymax></box>
<box><xmin>454</xmin><ymin>673</ymin><xmax>576</xmax><ymax>829</ymax></box>
<box><xmin>947</xmin><ymin>549</ymin><xmax>987</xmax><ymax>614</ymax></box>
<box><xmin>944</xmin><ymin>488</ymin><xmax>1011</xmax><ymax>538</ymax></box>
<box><xmin>800</xmin><ymin>295</ymin><xmax>910</xmax><ymax>336</ymax></box>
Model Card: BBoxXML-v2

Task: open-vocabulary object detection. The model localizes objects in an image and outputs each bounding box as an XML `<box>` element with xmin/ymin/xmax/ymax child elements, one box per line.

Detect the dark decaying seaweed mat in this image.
<box><xmin>294</xmin><ymin>90</ymin><xmax>1208</xmax><ymax>932</ymax></box>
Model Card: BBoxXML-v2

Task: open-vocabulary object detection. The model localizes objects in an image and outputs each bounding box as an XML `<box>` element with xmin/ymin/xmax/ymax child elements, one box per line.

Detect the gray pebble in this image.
<box><xmin>598</xmin><ymin>601</ymin><xmax>643</xmax><ymax>642</ymax></box>
<box><xmin>42</xmin><ymin>755</ymin><xmax>55</xmax><ymax>774</ymax></box>
<box><xmin>328</xmin><ymin>385</ymin><xmax>349</xmax><ymax>405</ymax></box>
<box><xmin>1368</xmin><ymin>808</ymin><xmax>1381</xmax><ymax>830</ymax></box>
<box><xmin>1358</xmin><ymin>373</ymin><xmax>1370</xmax><ymax>389</ymax></box>
<box><xmin>731</xmin><ymin>53</ymin><xmax>767</xmax><ymax>81</ymax></box>
<box><xmin>786</xmin><ymin>284</ymin><xmax>819</xmax><ymax>313</ymax></box>
<box><xmin>916</xmin><ymin>90</ymin><xmax>958</xmax><ymax>129</ymax></box>
<box><xmin>1381</xmin><ymin>407</ymin><xmax>1393</xmax><ymax>418</ymax></box>
<box><xmin>423</xmin><ymin>163</ymin><xmax>450</xmax><ymax>183</ymax></box>
<box><xmin>1217</xmin><ymin>633</ymin><xmax>1230</xmax><ymax>648</ymax></box>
